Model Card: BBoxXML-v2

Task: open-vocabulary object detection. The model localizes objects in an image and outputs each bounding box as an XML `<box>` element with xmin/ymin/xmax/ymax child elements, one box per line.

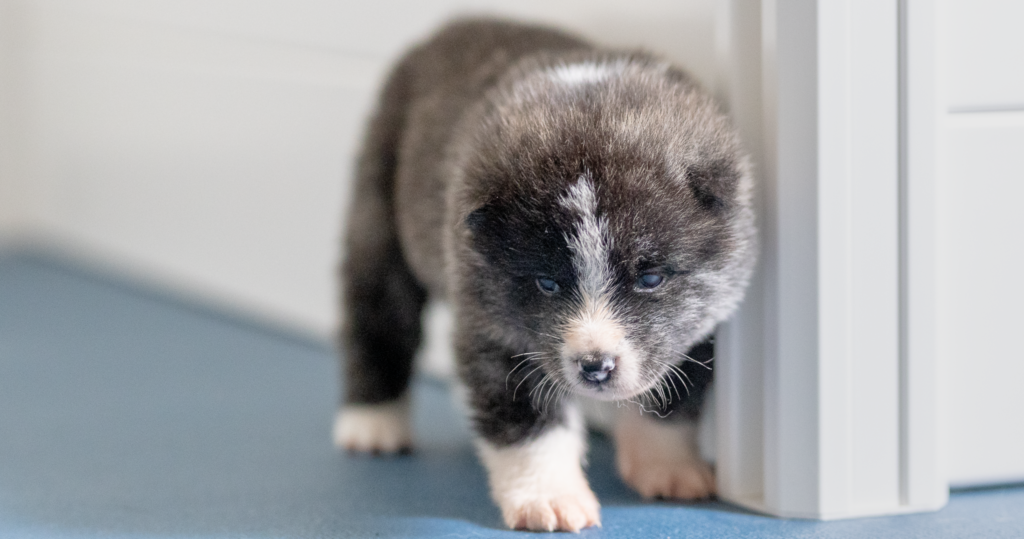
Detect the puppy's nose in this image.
<box><xmin>579</xmin><ymin>353</ymin><xmax>617</xmax><ymax>383</ymax></box>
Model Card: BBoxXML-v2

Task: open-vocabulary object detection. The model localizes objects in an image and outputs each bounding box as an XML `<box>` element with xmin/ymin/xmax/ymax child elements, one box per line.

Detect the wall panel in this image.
<box><xmin>940</xmin><ymin>112</ymin><xmax>1024</xmax><ymax>486</ymax></box>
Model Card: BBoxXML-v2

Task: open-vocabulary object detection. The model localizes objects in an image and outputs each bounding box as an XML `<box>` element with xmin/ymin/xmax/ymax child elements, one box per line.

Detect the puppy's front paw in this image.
<box><xmin>614</xmin><ymin>416</ymin><xmax>715</xmax><ymax>500</ymax></box>
<box><xmin>333</xmin><ymin>399</ymin><xmax>411</xmax><ymax>454</ymax></box>
<box><xmin>479</xmin><ymin>416</ymin><xmax>600</xmax><ymax>532</ymax></box>
<box><xmin>500</xmin><ymin>487</ymin><xmax>600</xmax><ymax>533</ymax></box>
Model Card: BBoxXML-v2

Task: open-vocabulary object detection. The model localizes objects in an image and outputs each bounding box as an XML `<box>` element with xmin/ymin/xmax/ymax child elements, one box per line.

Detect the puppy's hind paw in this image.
<box><xmin>614</xmin><ymin>416</ymin><xmax>715</xmax><ymax>500</ymax></box>
<box><xmin>333</xmin><ymin>399</ymin><xmax>412</xmax><ymax>454</ymax></box>
<box><xmin>619</xmin><ymin>453</ymin><xmax>716</xmax><ymax>500</ymax></box>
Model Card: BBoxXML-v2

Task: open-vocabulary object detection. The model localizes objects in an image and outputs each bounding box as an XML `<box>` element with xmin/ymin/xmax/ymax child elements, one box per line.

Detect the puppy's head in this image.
<box><xmin>456</xmin><ymin>54</ymin><xmax>755</xmax><ymax>403</ymax></box>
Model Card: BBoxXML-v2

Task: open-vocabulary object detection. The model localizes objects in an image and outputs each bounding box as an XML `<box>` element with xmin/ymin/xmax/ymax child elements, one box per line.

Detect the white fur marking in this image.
<box><xmin>477</xmin><ymin>408</ymin><xmax>600</xmax><ymax>532</ymax></box>
<box><xmin>333</xmin><ymin>399</ymin><xmax>412</xmax><ymax>453</ymax></box>
<box><xmin>418</xmin><ymin>300</ymin><xmax>457</xmax><ymax>381</ymax></box>
<box><xmin>548</xmin><ymin>60</ymin><xmax>626</xmax><ymax>86</ymax></box>
<box><xmin>558</xmin><ymin>177</ymin><xmax>642</xmax><ymax>399</ymax></box>
<box><xmin>613</xmin><ymin>413</ymin><xmax>716</xmax><ymax>500</ymax></box>
<box><xmin>560</xmin><ymin>176</ymin><xmax>612</xmax><ymax>299</ymax></box>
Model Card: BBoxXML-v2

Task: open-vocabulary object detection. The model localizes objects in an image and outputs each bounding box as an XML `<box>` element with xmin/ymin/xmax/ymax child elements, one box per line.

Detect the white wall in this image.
<box><xmin>0</xmin><ymin>0</ymin><xmax>28</xmax><ymax>241</ymax></box>
<box><xmin>0</xmin><ymin>0</ymin><xmax>719</xmax><ymax>337</ymax></box>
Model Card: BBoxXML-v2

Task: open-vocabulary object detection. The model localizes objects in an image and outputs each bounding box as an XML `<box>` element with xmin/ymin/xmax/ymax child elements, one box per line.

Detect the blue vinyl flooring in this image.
<box><xmin>1</xmin><ymin>250</ymin><xmax>1022</xmax><ymax>538</ymax></box>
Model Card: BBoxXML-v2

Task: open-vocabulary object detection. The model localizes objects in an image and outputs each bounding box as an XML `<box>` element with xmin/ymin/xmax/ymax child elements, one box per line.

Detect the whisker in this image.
<box><xmin>506</xmin><ymin>360</ymin><xmax>533</xmax><ymax>389</ymax></box>
<box><xmin>510</xmin><ymin>351</ymin><xmax>545</xmax><ymax>359</ymax></box>
<box><xmin>529</xmin><ymin>373</ymin><xmax>551</xmax><ymax>405</ymax></box>
<box><xmin>558</xmin><ymin>380</ymin><xmax>572</xmax><ymax>404</ymax></box>
<box><xmin>513</xmin><ymin>365</ymin><xmax>545</xmax><ymax>401</ymax></box>
<box><xmin>663</xmin><ymin>366</ymin><xmax>683</xmax><ymax>402</ymax></box>
<box><xmin>652</xmin><ymin>357</ymin><xmax>694</xmax><ymax>397</ymax></box>
<box><xmin>677</xmin><ymin>351</ymin><xmax>714</xmax><ymax>370</ymax></box>
<box><xmin>662</xmin><ymin>360</ymin><xmax>692</xmax><ymax>397</ymax></box>
<box><xmin>637</xmin><ymin>373</ymin><xmax>661</xmax><ymax>411</ymax></box>
<box><xmin>515</xmin><ymin>324</ymin><xmax>561</xmax><ymax>342</ymax></box>
<box><xmin>505</xmin><ymin>353</ymin><xmax>546</xmax><ymax>390</ymax></box>
<box><xmin>638</xmin><ymin>364</ymin><xmax>668</xmax><ymax>409</ymax></box>
<box><xmin>534</xmin><ymin>376</ymin><xmax>550</xmax><ymax>412</ymax></box>
<box><xmin>647</xmin><ymin>362</ymin><xmax>679</xmax><ymax>405</ymax></box>
<box><xmin>536</xmin><ymin>375</ymin><xmax>561</xmax><ymax>415</ymax></box>
<box><xmin>652</xmin><ymin>376</ymin><xmax>667</xmax><ymax>410</ymax></box>
<box><xmin>671</xmin><ymin>364</ymin><xmax>694</xmax><ymax>396</ymax></box>
<box><xmin>625</xmin><ymin>393</ymin><xmax>674</xmax><ymax>419</ymax></box>
<box><xmin>542</xmin><ymin>378</ymin><xmax>560</xmax><ymax>414</ymax></box>
<box><xmin>668</xmin><ymin>367</ymin><xmax>689</xmax><ymax>398</ymax></box>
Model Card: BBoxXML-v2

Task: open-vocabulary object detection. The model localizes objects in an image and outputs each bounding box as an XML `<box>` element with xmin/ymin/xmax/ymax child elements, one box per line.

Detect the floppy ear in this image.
<box><xmin>687</xmin><ymin>160</ymin><xmax>739</xmax><ymax>213</ymax></box>
<box><xmin>465</xmin><ymin>204</ymin><xmax>492</xmax><ymax>236</ymax></box>
<box><xmin>464</xmin><ymin>202</ymin><xmax>508</xmax><ymax>261</ymax></box>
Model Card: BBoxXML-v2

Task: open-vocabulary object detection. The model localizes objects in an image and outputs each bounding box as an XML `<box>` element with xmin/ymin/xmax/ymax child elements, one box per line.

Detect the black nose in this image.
<box><xmin>579</xmin><ymin>354</ymin><xmax>617</xmax><ymax>384</ymax></box>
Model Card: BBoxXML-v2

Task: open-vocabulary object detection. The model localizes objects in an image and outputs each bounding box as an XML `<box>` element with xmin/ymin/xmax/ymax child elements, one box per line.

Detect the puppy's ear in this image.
<box><xmin>465</xmin><ymin>204</ymin><xmax>492</xmax><ymax>235</ymax></box>
<box><xmin>464</xmin><ymin>201</ymin><xmax>532</xmax><ymax>270</ymax></box>
<box><xmin>464</xmin><ymin>202</ymin><xmax>506</xmax><ymax>260</ymax></box>
<box><xmin>687</xmin><ymin>160</ymin><xmax>739</xmax><ymax>213</ymax></box>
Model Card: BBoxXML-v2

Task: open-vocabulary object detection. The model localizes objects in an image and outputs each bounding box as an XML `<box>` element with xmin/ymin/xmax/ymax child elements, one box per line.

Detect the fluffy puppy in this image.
<box><xmin>334</xmin><ymin>19</ymin><xmax>755</xmax><ymax>532</ymax></box>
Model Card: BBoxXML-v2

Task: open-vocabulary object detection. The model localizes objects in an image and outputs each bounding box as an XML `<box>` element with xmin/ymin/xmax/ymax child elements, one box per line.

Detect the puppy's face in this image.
<box><xmin>466</xmin><ymin>161</ymin><xmax>749</xmax><ymax>404</ymax></box>
<box><xmin>458</xmin><ymin>58</ymin><xmax>754</xmax><ymax>404</ymax></box>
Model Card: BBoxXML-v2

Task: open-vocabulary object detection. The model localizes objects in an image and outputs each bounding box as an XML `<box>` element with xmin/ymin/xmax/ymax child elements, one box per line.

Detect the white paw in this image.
<box><xmin>333</xmin><ymin>399</ymin><xmax>412</xmax><ymax>454</ymax></box>
<box><xmin>500</xmin><ymin>487</ymin><xmax>600</xmax><ymax>533</ymax></box>
<box><xmin>614</xmin><ymin>415</ymin><xmax>715</xmax><ymax>500</ymax></box>
<box><xmin>478</xmin><ymin>409</ymin><xmax>600</xmax><ymax>532</ymax></box>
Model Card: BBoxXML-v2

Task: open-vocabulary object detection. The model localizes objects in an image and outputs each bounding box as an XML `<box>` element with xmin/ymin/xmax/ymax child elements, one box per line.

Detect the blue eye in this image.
<box><xmin>637</xmin><ymin>272</ymin><xmax>665</xmax><ymax>290</ymax></box>
<box><xmin>536</xmin><ymin>277</ymin><xmax>560</xmax><ymax>295</ymax></box>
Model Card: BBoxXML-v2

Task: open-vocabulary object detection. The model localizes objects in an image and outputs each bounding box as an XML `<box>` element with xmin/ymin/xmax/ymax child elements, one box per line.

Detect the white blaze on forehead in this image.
<box><xmin>559</xmin><ymin>176</ymin><xmax>612</xmax><ymax>300</ymax></box>
<box><xmin>548</xmin><ymin>60</ymin><xmax>626</xmax><ymax>86</ymax></box>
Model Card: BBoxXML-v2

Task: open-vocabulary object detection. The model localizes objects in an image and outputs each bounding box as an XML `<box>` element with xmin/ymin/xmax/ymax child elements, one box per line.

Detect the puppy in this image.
<box><xmin>334</xmin><ymin>19</ymin><xmax>755</xmax><ymax>532</ymax></box>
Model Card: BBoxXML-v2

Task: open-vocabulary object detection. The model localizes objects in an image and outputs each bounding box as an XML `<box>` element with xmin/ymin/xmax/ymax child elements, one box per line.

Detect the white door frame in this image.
<box><xmin>715</xmin><ymin>0</ymin><xmax>947</xmax><ymax>519</ymax></box>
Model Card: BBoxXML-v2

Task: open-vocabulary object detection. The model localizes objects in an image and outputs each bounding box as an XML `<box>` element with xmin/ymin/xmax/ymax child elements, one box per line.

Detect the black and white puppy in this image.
<box><xmin>334</xmin><ymin>19</ymin><xmax>755</xmax><ymax>532</ymax></box>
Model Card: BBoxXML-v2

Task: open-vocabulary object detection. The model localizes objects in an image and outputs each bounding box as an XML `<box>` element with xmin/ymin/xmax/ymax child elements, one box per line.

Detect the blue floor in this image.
<box><xmin>1</xmin><ymin>251</ymin><xmax>1022</xmax><ymax>538</ymax></box>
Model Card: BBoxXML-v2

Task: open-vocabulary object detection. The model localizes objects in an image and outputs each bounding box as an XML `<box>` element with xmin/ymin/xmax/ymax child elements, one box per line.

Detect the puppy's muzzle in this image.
<box><xmin>576</xmin><ymin>353</ymin><xmax>617</xmax><ymax>384</ymax></box>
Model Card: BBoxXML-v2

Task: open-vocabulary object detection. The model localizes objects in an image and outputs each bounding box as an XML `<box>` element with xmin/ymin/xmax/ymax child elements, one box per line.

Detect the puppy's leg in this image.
<box><xmin>614</xmin><ymin>415</ymin><xmax>715</xmax><ymax>500</ymax></box>
<box><xmin>614</xmin><ymin>337</ymin><xmax>716</xmax><ymax>500</ymax></box>
<box><xmin>478</xmin><ymin>408</ymin><xmax>600</xmax><ymax>532</ymax></box>
<box><xmin>335</xmin><ymin>214</ymin><xmax>426</xmax><ymax>455</ymax></box>
<box><xmin>335</xmin><ymin>228</ymin><xmax>425</xmax><ymax>454</ymax></box>
<box><xmin>461</xmin><ymin>340</ymin><xmax>600</xmax><ymax>532</ymax></box>
<box><xmin>335</xmin><ymin>64</ymin><xmax>425</xmax><ymax>454</ymax></box>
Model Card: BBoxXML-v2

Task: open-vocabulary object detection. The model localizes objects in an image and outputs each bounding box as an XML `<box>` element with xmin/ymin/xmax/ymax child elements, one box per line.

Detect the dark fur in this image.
<box><xmin>341</xmin><ymin>20</ymin><xmax>754</xmax><ymax>447</ymax></box>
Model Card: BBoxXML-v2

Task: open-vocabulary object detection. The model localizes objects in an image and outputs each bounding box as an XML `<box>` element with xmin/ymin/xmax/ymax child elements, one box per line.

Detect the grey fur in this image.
<box><xmin>341</xmin><ymin>16</ymin><xmax>754</xmax><ymax>461</ymax></box>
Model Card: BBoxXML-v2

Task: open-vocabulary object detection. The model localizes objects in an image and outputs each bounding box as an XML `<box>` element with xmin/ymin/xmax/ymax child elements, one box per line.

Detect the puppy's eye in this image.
<box><xmin>636</xmin><ymin>272</ymin><xmax>665</xmax><ymax>290</ymax></box>
<box><xmin>536</xmin><ymin>277</ymin><xmax>560</xmax><ymax>295</ymax></box>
